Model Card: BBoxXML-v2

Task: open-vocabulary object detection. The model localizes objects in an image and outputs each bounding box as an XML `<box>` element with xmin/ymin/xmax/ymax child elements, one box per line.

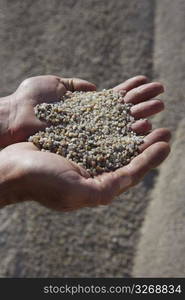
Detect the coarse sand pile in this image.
<box><xmin>29</xmin><ymin>89</ymin><xmax>145</xmax><ymax>176</ymax></box>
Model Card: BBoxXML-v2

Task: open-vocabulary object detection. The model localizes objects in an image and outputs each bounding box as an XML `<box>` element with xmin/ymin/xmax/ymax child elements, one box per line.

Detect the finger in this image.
<box><xmin>139</xmin><ymin>128</ymin><xmax>171</xmax><ymax>152</ymax></box>
<box><xmin>59</xmin><ymin>77</ymin><xmax>96</xmax><ymax>94</ymax></box>
<box><xmin>126</xmin><ymin>142</ymin><xmax>170</xmax><ymax>185</ymax></box>
<box><xmin>131</xmin><ymin>119</ymin><xmax>152</xmax><ymax>134</ymax></box>
<box><xmin>90</xmin><ymin>140</ymin><xmax>170</xmax><ymax>203</ymax></box>
<box><xmin>130</xmin><ymin>99</ymin><xmax>164</xmax><ymax>119</ymax></box>
<box><xmin>124</xmin><ymin>142</ymin><xmax>170</xmax><ymax>185</ymax></box>
<box><xmin>124</xmin><ymin>82</ymin><xmax>164</xmax><ymax>104</ymax></box>
<box><xmin>113</xmin><ymin>75</ymin><xmax>148</xmax><ymax>93</ymax></box>
<box><xmin>113</xmin><ymin>141</ymin><xmax>170</xmax><ymax>196</ymax></box>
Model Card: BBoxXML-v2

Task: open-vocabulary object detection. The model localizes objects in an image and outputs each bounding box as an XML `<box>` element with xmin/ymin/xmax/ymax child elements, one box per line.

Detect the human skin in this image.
<box><xmin>0</xmin><ymin>75</ymin><xmax>171</xmax><ymax>211</ymax></box>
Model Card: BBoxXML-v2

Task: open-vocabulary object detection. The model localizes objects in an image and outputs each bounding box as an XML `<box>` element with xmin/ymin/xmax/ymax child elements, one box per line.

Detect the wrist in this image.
<box><xmin>0</xmin><ymin>149</ymin><xmax>26</xmax><ymax>208</ymax></box>
<box><xmin>0</xmin><ymin>95</ymin><xmax>12</xmax><ymax>148</ymax></box>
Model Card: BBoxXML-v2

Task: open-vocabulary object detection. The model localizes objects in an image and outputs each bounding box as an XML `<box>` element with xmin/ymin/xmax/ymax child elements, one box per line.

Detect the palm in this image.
<box><xmin>2</xmin><ymin>142</ymin><xmax>92</xmax><ymax>211</ymax></box>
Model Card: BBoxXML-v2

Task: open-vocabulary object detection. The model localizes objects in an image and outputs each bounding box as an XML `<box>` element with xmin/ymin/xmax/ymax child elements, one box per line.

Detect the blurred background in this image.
<box><xmin>0</xmin><ymin>0</ymin><xmax>184</xmax><ymax>277</ymax></box>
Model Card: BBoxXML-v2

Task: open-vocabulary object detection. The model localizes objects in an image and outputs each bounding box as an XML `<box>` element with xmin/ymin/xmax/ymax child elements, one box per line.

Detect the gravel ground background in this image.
<box><xmin>0</xmin><ymin>0</ymin><xmax>184</xmax><ymax>277</ymax></box>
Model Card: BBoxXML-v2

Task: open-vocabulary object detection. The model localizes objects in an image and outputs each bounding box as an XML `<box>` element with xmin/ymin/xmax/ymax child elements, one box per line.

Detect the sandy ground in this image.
<box><xmin>133</xmin><ymin>119</ymin><xmax>185</xmax><ymax>277</ymax></box>
<box><xmin>0</xmin><ymin>0</ymin><xmax>184</xmax><ymax>277</ymax></box>
<box><xmin>133</xmin><ymin>0</ymin><xmax>185</xmax><ymax>277</ymax></box>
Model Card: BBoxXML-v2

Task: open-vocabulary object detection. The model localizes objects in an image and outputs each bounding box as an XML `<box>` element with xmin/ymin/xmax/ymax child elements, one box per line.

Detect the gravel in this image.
<box><xmin>28</xmin><ymin>89</ymin><xmax>144</xmax><ymax>176</ymax></box>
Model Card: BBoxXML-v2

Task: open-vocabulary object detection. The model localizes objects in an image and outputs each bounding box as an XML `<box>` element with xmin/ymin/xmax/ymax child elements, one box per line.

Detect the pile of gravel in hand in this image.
<box><xmin>28</xmin><ymin>89</ymin><xmax>145</xmax><ymax>176</ymax></box>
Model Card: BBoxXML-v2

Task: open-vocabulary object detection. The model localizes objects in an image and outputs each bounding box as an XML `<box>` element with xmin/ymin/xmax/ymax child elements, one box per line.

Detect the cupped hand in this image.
<box><xmin>0</xmin><ymin>76</ymin><xmax>171</xmax><ymax>211</ymax></box>
<box><xmin>0</xmin><ymin>75</ymin><xmax>96</xmax><ymax>147</ymax></box>
<box><xmin>0</xmin><ymin>137</ymin><xmax>170</xmax><ymax>211</ymax></box>
<box><xmin>1</xmin><ymin>74</ymin><xmax>163</xmax><ymax>147</ymax></box>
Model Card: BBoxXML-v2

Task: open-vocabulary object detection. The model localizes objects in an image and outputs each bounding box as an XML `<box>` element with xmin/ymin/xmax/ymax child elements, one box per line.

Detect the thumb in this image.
<box><xmin>57</xmin><ymin>77</ymin><xmax>96</xmax><ymax>95</ymax></box>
